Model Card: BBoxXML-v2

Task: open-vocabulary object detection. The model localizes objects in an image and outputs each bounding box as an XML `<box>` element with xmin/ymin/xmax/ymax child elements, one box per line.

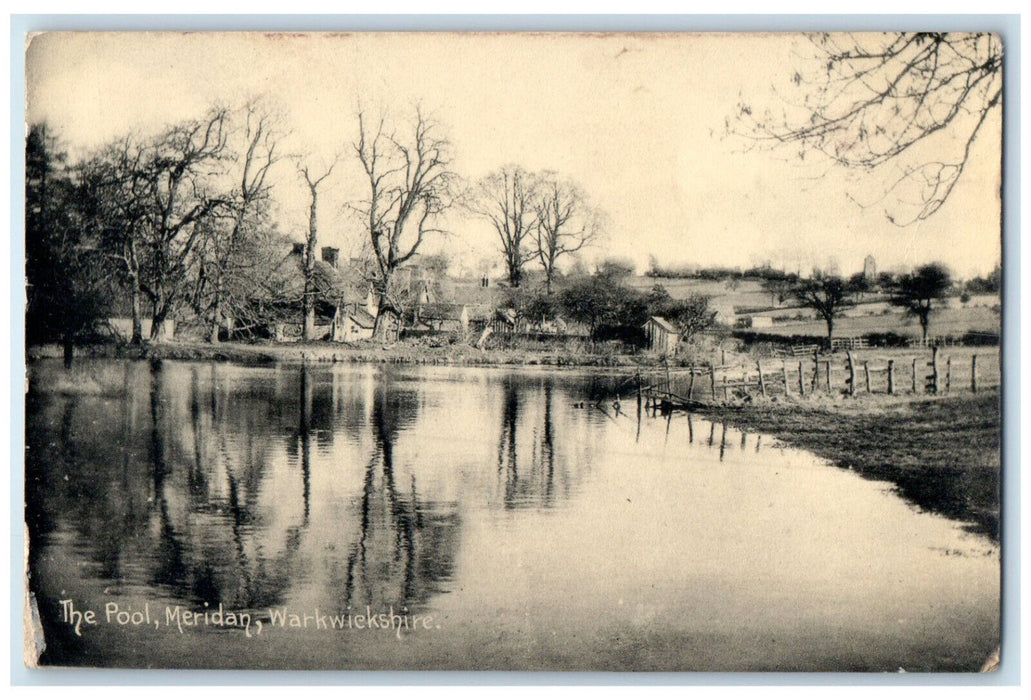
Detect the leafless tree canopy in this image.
<box><xmin>734</xmin><ymin>32</ymin><xmax>1002</xmax><ymax>224</ymax></box>
<box><xmin>353</xmin><ymin>106</ymin><xmax>456</xmax><ymax>337</ymax></box>
<box><xmin>468</xmin><ymin>165</ymin><xmax>539</xmax><ymax>288</ymax></box>
<box><xmin>534</xmin><ymin>174</ymin><xmax>602</xmax><ymax>294</ymax></box>
<box><xmin>196</xmin><ymin>102</ymin><xmax>282</xmax><ymax>342</ymax></box>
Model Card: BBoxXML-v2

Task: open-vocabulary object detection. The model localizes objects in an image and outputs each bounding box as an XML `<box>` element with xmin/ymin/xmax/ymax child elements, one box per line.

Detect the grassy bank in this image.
<box><xmin>698</xmin><ymin>391</ymin><xmax>1002</xmax><ymax>541</ymax></box>
<box><xmin>26</xmin><ymin>339</ymin><xmax>653</xmax><ymax>369</ymax></box>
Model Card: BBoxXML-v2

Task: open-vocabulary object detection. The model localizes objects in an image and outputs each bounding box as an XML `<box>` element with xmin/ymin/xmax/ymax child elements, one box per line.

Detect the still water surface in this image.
<box><xmin>25</xmin><ymin>359</ymin><xmax>998</xmax><ymax>671</ymax></box>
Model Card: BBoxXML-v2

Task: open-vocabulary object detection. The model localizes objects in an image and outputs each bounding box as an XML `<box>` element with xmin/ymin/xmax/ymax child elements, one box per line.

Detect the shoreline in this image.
<box><xmin>26</xmin><ymin>339</ymin><xmax>654</xmax><ymax>369</ymax></box>
<box><xmin>698</xmin><ymin>391</ymin><xmax>1001</xmax><ymax>542</ymax></box>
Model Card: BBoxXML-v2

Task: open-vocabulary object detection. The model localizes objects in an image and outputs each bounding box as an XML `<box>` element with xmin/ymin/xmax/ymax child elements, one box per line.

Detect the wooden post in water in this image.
<box><xmin>710</xmin><ymin>365</ymin><xmax>717</xmax><ymax>399</ymax></box>
<box><xmin>971</xmin><ymin>354</ymin><xmax>978</xmax><ymax>393</ymax></box>
<box><xmin>798</xmin><ymin>361</ymin><xmax>805</xmax><ymax>397</ymax></box>
<box><xmin>864</xmin><ymin>361</ymin><xmax>871</xmax><ymax>394</ymax></box>
<box><xmin>846</xmin><ymin>351</ymin><xmax>856</xmax><ymax>396</ymax></box>
<box><xmin>757</xmin><ymin>360</ymin><xmax>766</xmax><ymax>398</ymax></box>
<box><xmin>887</xmin><ymin>359</ymin><xmax>895</xmax><ymax>395</ymax></box>
<box><xmin>912</xmin><ymin>357</ymin><xmax>918</xmax><ymax>393</ymax></box>
<box><xmin>687</xmin><ymin>369</ymin><xmax>695</xmax><ymax>400</ymax></box>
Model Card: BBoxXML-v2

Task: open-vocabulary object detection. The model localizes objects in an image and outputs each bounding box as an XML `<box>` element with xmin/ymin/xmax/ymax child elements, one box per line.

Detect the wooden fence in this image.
<box><xmin>641</xmin><ymin>348</ymin><xmax>997</xmax><ymax>406</ymax></box>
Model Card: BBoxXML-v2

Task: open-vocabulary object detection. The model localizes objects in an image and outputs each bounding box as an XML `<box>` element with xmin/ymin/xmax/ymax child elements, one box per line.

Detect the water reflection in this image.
<box><xmin>24</xmin><ymin>360</ymin><xmax>998</xmax><ymax>671</ymax></box>
<box><xmin>26</xmin><ymin>361</ymin><xmax>605</xmax><ymax>665</ymax></box>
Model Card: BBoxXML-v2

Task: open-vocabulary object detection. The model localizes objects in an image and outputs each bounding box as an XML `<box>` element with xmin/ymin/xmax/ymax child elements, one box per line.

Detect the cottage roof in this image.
<box><xmin>347</xmin><ymin>307</ymin><xmax>376</xmax><ymax>329</ymax></box>
<box><xmin>418</xmin><ymin>302</ymin><xmax>467</xmax><ymax>321</ymax></box>
<box><xmin>645</xmin><ymin>316</ymin><xmax>678</xmax><ymax>333</ymax></box>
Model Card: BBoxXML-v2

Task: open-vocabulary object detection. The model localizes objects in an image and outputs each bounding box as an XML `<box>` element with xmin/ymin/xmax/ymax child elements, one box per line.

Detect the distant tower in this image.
<box><xmin>863</xmin><ymin>255</ymin><xmax>877</xmax><ymax>281</ymax></box>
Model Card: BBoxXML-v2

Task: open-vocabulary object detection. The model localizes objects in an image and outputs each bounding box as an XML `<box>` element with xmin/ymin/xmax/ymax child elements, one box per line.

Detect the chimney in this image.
<box><xmin>292</xmin><ymin>242</ymin><xmax>306</xmax><ymax>256</ymax></box>
<box><xmin>322</xmin><ymin>247</ymin><xmax>339</xmax><ymax>268</ymax></box>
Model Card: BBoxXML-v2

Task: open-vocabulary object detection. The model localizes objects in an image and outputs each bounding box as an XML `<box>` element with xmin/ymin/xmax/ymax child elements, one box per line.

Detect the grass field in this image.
<box><xmin>626</xmin><ymin>275</ymin><xmax>1000</xmax><ymax>341</ymax></box>
<box><xmin>756</xmin><ymin>306</ymin><xmax>1000</xmax><ymax>340</ymax></box>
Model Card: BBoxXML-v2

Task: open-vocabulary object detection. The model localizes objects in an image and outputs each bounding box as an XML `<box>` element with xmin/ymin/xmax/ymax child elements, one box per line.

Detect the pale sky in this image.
<box><xmin>25</xmin><ymin>31</ymin><xmax>1003</xmax><ymax>279</ymax></box>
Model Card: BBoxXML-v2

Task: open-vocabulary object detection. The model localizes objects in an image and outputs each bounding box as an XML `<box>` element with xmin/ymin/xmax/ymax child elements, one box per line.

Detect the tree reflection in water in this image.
<box><xmin>342</xmin><ymin>375</ymin><xmax>460</xmax><ymax>612</ymax></box>
<box><xmin>25</xmin><ymin>360</ymin><xmax>616</xmax><ymax>666</ymax></box>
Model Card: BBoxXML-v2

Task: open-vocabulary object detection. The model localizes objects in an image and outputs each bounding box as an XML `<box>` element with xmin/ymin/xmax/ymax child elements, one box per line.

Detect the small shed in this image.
<box><xmin>643</xmin><ymin>316</ymin><xmax>679</xmax><ymax>355</ymax></box>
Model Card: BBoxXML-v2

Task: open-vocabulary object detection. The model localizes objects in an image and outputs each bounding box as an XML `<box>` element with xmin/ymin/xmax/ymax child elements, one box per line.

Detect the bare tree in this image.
<box><xmin>84</xmin><ymin>135</ymin><xmax>153</xmax><ymax>344</ymax></box>
<box><xmin>198</xmin><ymin>103</ymin><xmax>282</xmax><ymax>343</ymax></box>
<box><xmin>140</xmin><ymin>107</ymin><xmax>233</xmax><ymax>339</ymax></box>
<box><xmin>734</xmin><ymin>32</ymin><xmax>1002</xmax><ymax>224</ymax></box>
<box><xmin>468</xmin><ymin>165</ymin><xmax>538</xmax><ymax>288</ymax></box>
<box><xmin>353</xmin><ymin>105</ymin><xmax>456</xmax><ymax>339</ymax></box>
<box><xmin>534</xmin><ymin>175</ymin><xmax>601</xmax><ymax>294</ymax></box>
<box><xmin>297</xmin><ymin>158</ymin><xmax>336</xmax><ymax>341</ymax></box>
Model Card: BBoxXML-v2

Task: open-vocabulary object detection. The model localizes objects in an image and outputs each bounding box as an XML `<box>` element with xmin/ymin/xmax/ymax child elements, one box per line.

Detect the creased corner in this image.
<box><xmin>23</xmin><ymin>525</ymin><xmax>45</xmax><ymax>668</ymax></box>
<box><xmin>980</xmin><ymin>645</ymin><xmax>1000</xmax><ymax>672</ymax></box>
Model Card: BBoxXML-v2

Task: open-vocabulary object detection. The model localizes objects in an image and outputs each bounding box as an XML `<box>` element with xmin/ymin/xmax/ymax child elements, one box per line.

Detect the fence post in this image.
<box><xmin>846</xmin><ymin>351</ymin><xmax>856</xmax><ymax>396</ymax></box>
<box><xmin>912</xmin><ymin>357</ymin><xmax>918</xmax><ymax>393</ymax></box>
<box><xmin>722</xmin><ymin>373</ymin><xmax>728</xmax><ymax>402</ymax></box>
<box><xmin>757</xmin><ymin>360</ymin><xmax>766</xmax><ymax>398</ymax></box>
<box><xmin>798</xmin><ymin>361</ymin><xmax>805</xmax><ymax>397</ymax></box>
<box><xmin>710</xmin><ymin>365</ymin><xmax>717</xmax><ymax>399</ymax></box>
<box><xmin>864</xmin><ymin>361</ymin><xmax>871</xmax><ymax>394</ymax></box>
<box><xmin>945</xmin><ymin>356</ymin><xmax>951</xmax><ymax>394</ymax></box>
<box><xmin>887</xmin><ymin>359</ymin><xmax>895</xmax><ymax>395</ymax></box>
<box><xmin>825</xmin><ymin>360</ymin><xmax>831</xmax><ymax>392</ymax></box>
<box><xmin>687</xmin><ymin>369</ymin><xmax>695</xmax><ymax>400</ymax></box>
<box><xmin>930</xmin><ymin>346</ymin><xmax>939</xmax><ymax>395</ymax></box>
<box><xmin>971</xmin><ymin>354</ymin><xmax>978</xmax><ymax>393</ymax></box>
<box><xmin>782</xmin><ymin>361</ymin><xmax>790</xmax><ymax>396</ymax></box>
<box><xmin>812</xmin><ymin>350</ymin><xmax>819</xmax><ymax>393</ymax></box>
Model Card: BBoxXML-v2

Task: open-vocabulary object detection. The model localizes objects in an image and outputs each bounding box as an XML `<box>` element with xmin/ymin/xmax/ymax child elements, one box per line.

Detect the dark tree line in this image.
<box><xmin>503</xmin><ymin>265</ymin><xmax>716</xmax><ymax>347</ymax></box>
<box><xmin>26</xmin><ymin>124</ymin><xmax>116</xmax><ymax>364</ymax></box>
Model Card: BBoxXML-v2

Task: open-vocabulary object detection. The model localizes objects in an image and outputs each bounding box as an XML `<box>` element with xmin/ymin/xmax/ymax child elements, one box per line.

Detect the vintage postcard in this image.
<box><xmin>23</xmin><ymin>30</ymin><xmax>1002</xmax><ymax>672</ymax></box>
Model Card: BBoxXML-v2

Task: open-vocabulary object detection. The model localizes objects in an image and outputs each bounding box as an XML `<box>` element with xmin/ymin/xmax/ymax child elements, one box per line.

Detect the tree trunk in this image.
<box><xmin>372</xmin><ymin>288</ymin><xmax>395</xmax><ymax>341</ymax></box>
<box><xmin>62</xmin><ymin>334</ymin><xmax>74</xmax><ymax>368</ymax></box>
<box><xmin>303</xmin><ymin>299</ymin><xmax>316</xmax><ymax>341</ymax></box>
<box><xmin>302</xmin><ymin>191</ymin><xmax>319</xmax><ymax>342</ymax></box>
<box><xmin>151</xmin><ymin>306</ymin><xmax>169</xmax><ymax>341</ymax></box>
<box><xmin>129</xmin><ymin>279</ymin><xmax>143</xmax><ymax>346</ymax></box>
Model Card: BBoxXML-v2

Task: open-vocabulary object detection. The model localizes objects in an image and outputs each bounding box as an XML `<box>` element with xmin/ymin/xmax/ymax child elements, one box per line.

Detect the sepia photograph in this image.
<box><xmin>22</xmin><ymin>29</ymin><xmax>1003</xmax><ymax>673</ymax></box>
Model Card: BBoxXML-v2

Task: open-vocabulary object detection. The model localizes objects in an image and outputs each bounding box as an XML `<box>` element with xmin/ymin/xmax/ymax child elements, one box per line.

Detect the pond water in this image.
<box><xmin>25</xmin><ymin>359</ymin><xmax>999</xmax><ymax>671</ymax></box>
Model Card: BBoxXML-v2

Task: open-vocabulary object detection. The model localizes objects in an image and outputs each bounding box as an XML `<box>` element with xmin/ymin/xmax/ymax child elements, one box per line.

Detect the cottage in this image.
<box><xmin>413</xmin><ymin>303</ymin><xmax>470</xmax><ymax>333</ymax></box>
<box><xmin>333</xmin><ymin>306</ymin><xmax>377</xmax><ymax>341</ymax></box>
<box><xmin>643</xmin><ymin>316</ymin><xmax>679</xmax><ymax>355</ymax></box>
